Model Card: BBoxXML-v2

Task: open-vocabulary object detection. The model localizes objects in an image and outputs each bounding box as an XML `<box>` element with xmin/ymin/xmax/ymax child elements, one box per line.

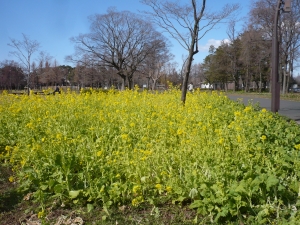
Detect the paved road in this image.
<box><xmin>227</xmin><ymin>95</ymin><xmax>300</xmax><ymax>124</ymax></box>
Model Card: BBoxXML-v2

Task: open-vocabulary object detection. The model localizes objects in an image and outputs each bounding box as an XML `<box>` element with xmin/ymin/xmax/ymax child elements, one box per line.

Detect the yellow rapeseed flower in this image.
<box><xmin>25</xmin><ymin>122</ymin><xmax>34</xmax><ymax>129</ymax></box>
<box><xmin>177</xmin><ymin>129</ymin><xmax>183</xmax><ymax>135</ymax></box>
<box><xmin>244</xmin><ymin>106</ymin><xmax>252</xmax><ymax>112</ymax></box>
<box><xmin>166</xmin><ymin>186</ymin><xmax>172</xmax><ymax>193</ymax></box>
<box><xmin>143</xmin><ymin>150</ymin><xmax>152</xmax><ymax>156</ymax></box>
<box><xmin>132</xmin><ymin>196</ymin><xmax>144</xmax><ymax>206</ymax></box>
<box><xmin>155</xmin><ymin>184</ymin><xmax>162</xmax><ymax>190</ymax></box>
<box><xmin>234</xmin><ymin>111</ymin><xmax>241</xmax><ymax>117</ymax></box>
<box><xmin>121</xmin><ymin>134</ymin><xmax>128</xmax><ymax>140</ymax></box>
<box><xmin>218</xmin><ymin>138</ymin><xmax>225</xmax><ymax>145</ymax></box>
<box><xmin>9</xmin><ymin>176</ymin><xmax>14</xmax><ymax>182</ymax></box>
<box><xmin>261</xmin><ymin>135</ymin><xmax>267</xmax><ymax>141</ymax></box>
<box><xmin>237</xmin><ymin>135</ymin><xmax>242</xmax><ymax>143</ymax></box>
<box><xmin>56</xmin><ymin>133</ymin><xmax>62</xmax><ymax>140</ymax></box>
<box><xmin>133</xmin><ymin>185</ymin><xmax>141</xmax><ymax>194</ymax></box>
<box><xmin>37</xmin><ymin>209</ymin><xmax>45</xmax><ymax>219</ymax></box>
<box><xmin>294</xmin><ymin>144</ymin><xmax>300</xmax><ymax>150</ymax></box>
<box><xmin>97</xmin><ymin>150</ymin><xmax>103</xmax><ymax>157</ymax></box>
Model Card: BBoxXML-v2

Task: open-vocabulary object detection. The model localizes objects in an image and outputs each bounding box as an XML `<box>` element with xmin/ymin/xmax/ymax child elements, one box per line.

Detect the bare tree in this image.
<box><xmin>67</xmin><ymin>9</ymin><xmax>168</xmax><ymax>90</ymax></box>
<box><xmin>151</xmin><ymin>64</ymin><xmax>162</xmax><ymax>90</ymax></box>
<box><xmin>141</xmin><ymin>39</ymin><xmax>173</xmax><ymax>90</ymax></box>
<box><xmin>238</xmin><ymin>27</ymin><xmax>271</xmax><ymax>92</ymax></box>
<box><xmin>249</xmin><ymin>0</ymin><xmax>300</xmax><ymax>94</ymax></box>
<box><xmin>226</xmin><ymin>20</ymin><xmax>242</xmax><ymax>91</ymax></box>
<box><xmin>141</xmin><ymin>0</ymin><xmax>239</xmax><ymax>104</ymax></box>
<box><xmin>280</xmin><ymin>2</ymin><xmax>300</xmax><ymax>94</ymax></box>
<box><xmin>36</xmin><ymin>51</ymin><xmax>53</xmax><ymax>87</ymax></box>
<box><xmin>189</xmin><ymin>63</ymin><xmax>202</xmax><ymax>88</ymax></box>
<box><xmin>52</xmin><ymin>59</ymin><xmax>65</xmax><ymax>85</ymax></box>
<box><xmin>164</xmin><ymin>62</ymin><xmax>180</xmax><ymax>86</ymax></box>
<box><xmin>8</xmin><ymin>33</ymin><xmax>40</xmax><ymax>94</ymax></box>
<box><xmin>0</xmin><ymin>60</ymin><xmax>25</xmax><ymax>90</ymax></box>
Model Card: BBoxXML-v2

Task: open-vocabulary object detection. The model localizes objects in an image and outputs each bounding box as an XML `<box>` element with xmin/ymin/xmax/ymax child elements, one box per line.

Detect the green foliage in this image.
<box><xmin>1</xmin><ymin>90</ymin><xmax>300</xmax><ymax>224</ymax></box>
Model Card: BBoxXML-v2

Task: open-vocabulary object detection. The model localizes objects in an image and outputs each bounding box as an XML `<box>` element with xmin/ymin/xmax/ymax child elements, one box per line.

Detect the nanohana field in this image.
<box><xmin>1</xmin><ymin>88</ymin><xmax>300</xmax><ymax>223</ymax></box>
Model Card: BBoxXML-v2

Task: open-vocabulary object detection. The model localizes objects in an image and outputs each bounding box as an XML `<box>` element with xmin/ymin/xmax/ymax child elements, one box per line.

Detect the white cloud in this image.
<box><xmin>198</xmin><ymin>39</ymin><xmax>230</xmax><ymax>52</ymax></box>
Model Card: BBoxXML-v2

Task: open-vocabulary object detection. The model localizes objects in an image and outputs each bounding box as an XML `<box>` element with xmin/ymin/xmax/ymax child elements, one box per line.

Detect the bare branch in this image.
<box><xmin>7</xmin><ymin>33</ymin><xmax>40</xmax><ymax>93</ymax></box>
<box><xmin>141</xmin><ymin>0</ymin><xmax>239</xmax><ymax>103</ymax></box>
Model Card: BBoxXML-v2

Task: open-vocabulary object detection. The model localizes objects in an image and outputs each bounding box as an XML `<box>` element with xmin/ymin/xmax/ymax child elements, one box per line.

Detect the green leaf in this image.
<box><xmin>218</xmin><ymin>207</ymin><xmax>229</xmax><ymax>217</ymax></box>
<box><xmin>23</xmin><ymin>167</ymin><xmax>34</xmax><ymax>173</ymax></box>
<box><xmin>235</xmin><ymin>182</ymin><xmax>247</xmax><ymax>195</ymax></box>
<box><xmin>289</xmin><ymin>180</ymin><xmax>299</xmax><ymax>193</ymax></box>
<box><xmin>87</xmin><ymin>203</ymin><xmax>94</xmax><ymax>212</ymax></box>
<box><xmin>54</xmin><ymin>184</ymin><xmax>65</xmax><ymax>194</ymax></box>
<box><xmin>69</xmin><ymin>190</ymin><xmax>80</xmax><ymax>199</ymax></box>
<box><xmin>40</xmin><ymin>184</ymin><xmax>48</xmax><ymax>191</ymax></box>
<box><xmin>48</xmin><ymin>179</ymin><xmax>57</xmax><ymax>189</ymax></box>
<box><xmin>193</xmin><ymin>215</ymin><xmax>198</xmax><ymax>224</ymax></box>
<box><xmin>189</xmin><ymin>200</ymin><xmax>202</xmax><ymax>209</ymax></box>
<box><xmin>266</xmin><ymin>175</ymin><xmax>279</xmax><ymax>191</ymax></box>
<box><xmin>172</xmin><ymin>196</ymin><xmax>186</xmax><ymax>204</ymax></box>
<box><xmin>278</xmin><ymin>184</ymin><xmax>285</xmax><ymax>191</ymax></box>
<box><xmin>251</xmin><ymin>176</ymin><xmax>264</xmax><ymax>192</ymax></box>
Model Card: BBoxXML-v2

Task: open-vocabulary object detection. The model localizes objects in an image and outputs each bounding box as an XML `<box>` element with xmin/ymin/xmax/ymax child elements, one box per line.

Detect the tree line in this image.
<box><xmin>1</xmin><ymin>0</ymin><xmax>300</xmax><ymax>98</ymax></box>
<box><xmin>202</xmin><ymin>0</ymin><xmax>300</xmax><ymax>93</ymax></box>
<box><xmin>0</xmin><ymin>58</ymin><xmax>184</xmax><ymax>91</ymax></box>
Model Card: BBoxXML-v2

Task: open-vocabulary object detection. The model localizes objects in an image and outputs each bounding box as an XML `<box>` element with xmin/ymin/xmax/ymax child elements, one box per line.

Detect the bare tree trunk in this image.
<box><xmin>245</xmin><ymin>66</ymin><xmax>249</xmax><ymax>92</ymax></box>
<box><xmin>121</xmin><ymin>76</ymin><xmax>126</xmax><ymax>90</ymax></box>
<box><xmin>259</xmin><ymin>71</ymin><xmax>262</xmax><ymax>93</ymax></box>
<box><xmin>128</xmin><ymin>76</ymin><xmax>133</xmax><ymax>90</ymax></box>
<box><xmin>282</xmin><ymin>69</ymin><xmax>287</xmax><ymax>95</ymax></box>
<box><xmin>152</xmin><ymin>78</ymin><xmax>159</xmax><ymax>90</ymax></box>
<box><xmin>287</xmin><ymin>60</ymin><xmax>293</xmax><ymax>92</ymax></box>
<box><xmin>181</xmin><ymin>52</ymin><xmax>195</xmax><ymax>103</ymax></box>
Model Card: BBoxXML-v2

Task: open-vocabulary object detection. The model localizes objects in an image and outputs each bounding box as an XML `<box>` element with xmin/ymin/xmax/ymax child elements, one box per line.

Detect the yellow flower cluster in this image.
<box><xmin>1</xmin><ymin>88</ymin><xmax>300</xmax><ymax>216</ymax></box>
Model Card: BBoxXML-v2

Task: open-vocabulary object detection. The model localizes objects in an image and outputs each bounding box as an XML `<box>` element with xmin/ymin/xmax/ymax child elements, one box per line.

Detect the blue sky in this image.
<box><xmin>0</xmin><ymin>0</ymin><xmax>250</xmax><ymax>67</ymax></box>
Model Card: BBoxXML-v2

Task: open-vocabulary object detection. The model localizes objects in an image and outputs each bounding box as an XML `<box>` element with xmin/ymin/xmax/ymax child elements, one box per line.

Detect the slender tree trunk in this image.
<box><xmin>287</xmin><ymin>61</ymin><xmax>292</xmax><ymax>92</ymax></box>
<box><xmin>152</xmin><ymin>78</ymin><xmax>159</xmax><ymax>90</ymax></box>
<box><xmin>259</xmin><ymin>71</ymin><xmax>262</xmax><ymax>93</ymax></box>
<box><xmin>128</xmin><ymin>76</ymin><xmax>133</xmax><ymax>90</ymax></box>
<box><xmin>282</xmin><ymin>70</ymin><xmax>286</xmax><ymax>95</ymax></box>
<box><xmin>27</xmin><ymin>76</ymin><xmax>30</xmax><ymax>95</ymax></box>
<box><xmin>181</xmin><ymin>54</ymin><xmax>193</xmax><ymax>103</ymax></box>
<box><xmin>121</xmin><ymin>75</ymin><xmax>126</xmax><ymax>90</ymax></box>
<box><xmin>245</xmin><ymin>66</ymin><xmax>249</xmax><ymax>92</ymax></box>
<box><xmin>181</xmin><ymin>36</ymin><xmax>197</xmax><ymax>104</ymax></box>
